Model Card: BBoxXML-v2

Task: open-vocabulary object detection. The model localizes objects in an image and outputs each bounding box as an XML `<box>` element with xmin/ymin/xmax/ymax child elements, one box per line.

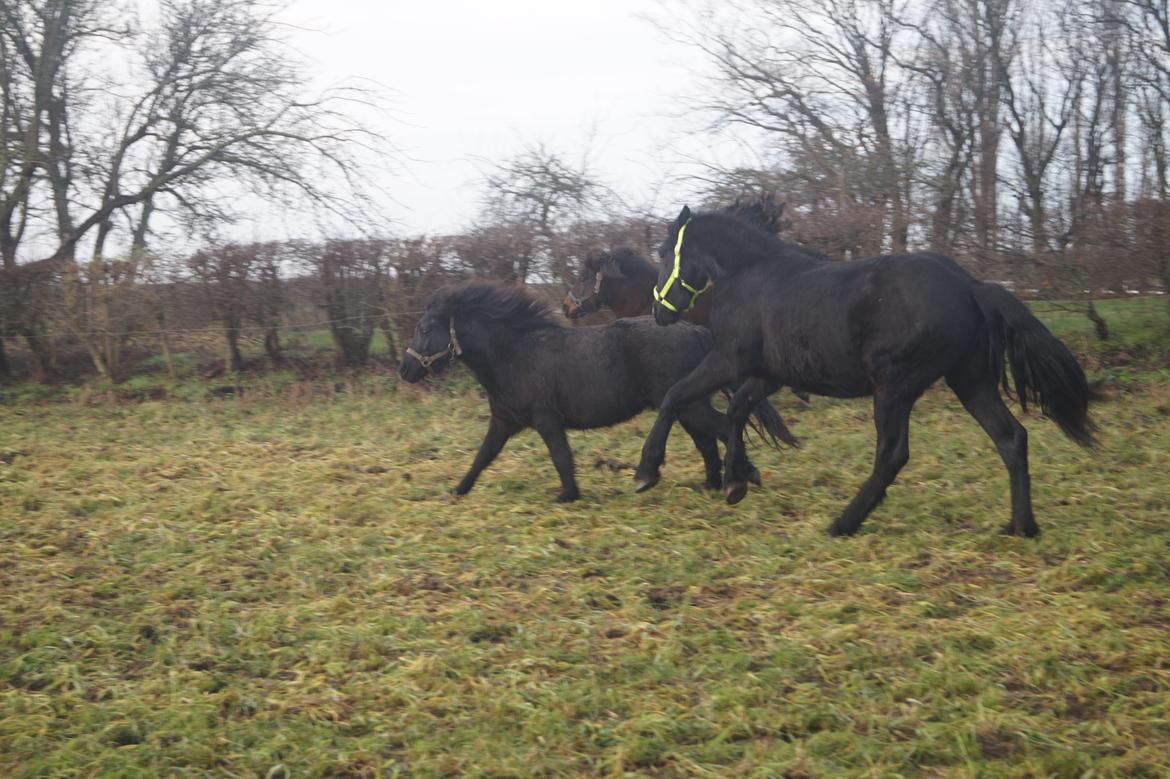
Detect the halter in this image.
<box><xmin>405</xmin><ymin>316</ymin><xmax>463</xmax><ymax>370</ymax></box>
<box><xmin>566</xmin><ymin>270</ymin><xmax>605</xmax><ymax>317</ymax></box>
<box><xmin>653</xmin><ymin>219</ymin><xmax>710</xmax><ymax>313</ymax></box>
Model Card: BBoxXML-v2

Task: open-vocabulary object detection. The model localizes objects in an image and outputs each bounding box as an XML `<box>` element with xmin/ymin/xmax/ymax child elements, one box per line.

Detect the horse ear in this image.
<box><xmin>775</xmin><ymin>201</ymin><xmax>786</xmax><ymax>219</ymax></box>
<box><xmin>676</xmin><ymin>205</ymin><xmax>692</xmax><ymax>225</ymax></box>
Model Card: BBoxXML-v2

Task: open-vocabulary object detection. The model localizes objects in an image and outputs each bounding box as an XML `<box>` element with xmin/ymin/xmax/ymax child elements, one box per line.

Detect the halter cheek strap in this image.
<box><xmin>653</xmin><ymin>219</ymin><xmax>710</xmax><ymax>313</ymax></box>
<box><xmin>405</xmin><ymin>317</ymin><xmax>463</xmax><ymax>370</ymax></box>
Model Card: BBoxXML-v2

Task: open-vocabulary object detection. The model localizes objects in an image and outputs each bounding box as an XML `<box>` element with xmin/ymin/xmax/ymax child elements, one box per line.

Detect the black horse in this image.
<box><xmin>398</xmin><ymin>280</ymin><xmax>793</xmax><ymax>502</ymax></box>
<box><xmin>638</xmin><ymin>206</ymin><xmax>1094</xmax><ymax>537</ymax></box>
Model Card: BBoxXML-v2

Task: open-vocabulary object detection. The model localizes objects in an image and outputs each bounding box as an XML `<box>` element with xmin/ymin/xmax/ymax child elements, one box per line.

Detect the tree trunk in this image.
<box><xmin>225</xmin><ymin>322</ymin><xmax>243</xmax><ymax>373</ymax></box>
<box><xmin>1086</xmin><ymin>302</ymin><xmax>1109</xmax><ymax>341</ymax></box>
<box><xmin>263</xmin><ymin>326</ymin><xmax>283</xmax><ymax>365</ymax></box>
<box><xmin>23</xmin><ymin>329</ymin><xmax>55</xmax><ymax>381</ymax></box>
<box><xmin>380</xmin><ymin>316</ymin><xmax>398</xmax><ymax>359</ymax></box>
<box><xmin>0</xmin><ymin>337</ymin><xmax>10</xmax><ymax>380</ymax></box>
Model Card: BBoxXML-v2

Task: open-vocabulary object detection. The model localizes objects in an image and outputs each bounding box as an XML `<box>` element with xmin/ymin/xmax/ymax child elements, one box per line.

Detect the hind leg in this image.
<box><xmin>680</xmin><ymin>401</ymin><xmax>762</xmax><ymax>491</ymax></box>
<box><xmin>721</xmin><ymin>379</ymin><xmax>780</xmax><ymax>504</ymax></box>
<box><xmin>947</xmin><ymin>373</ymin><xmax>1038</xmax><ymax>537</ymax></box>
<box><xmin>826</xmin><ymin>391</ymin><xmax>915</xmax><ymax>537</ymax></box>
<box><xmin>678</xmin><ymin>414</ymin><xmax>722</xmax><ymax>489</ymax></box>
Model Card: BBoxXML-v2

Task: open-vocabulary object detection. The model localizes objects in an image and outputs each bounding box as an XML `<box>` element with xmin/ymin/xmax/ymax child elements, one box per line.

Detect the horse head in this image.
<box><xmin>653</xmin><ymin>206</ymin><xmax>713</xmax><ymax>325</ymax></box>
<box><xmin>562</xmin><ymin>248</ymin><xmax>625</xmax><ymax>319</ymax></box>
<box><xmin>399</xmin><ymin>306</ymin><xmax>461</xmax><ymax>382</ymax></box>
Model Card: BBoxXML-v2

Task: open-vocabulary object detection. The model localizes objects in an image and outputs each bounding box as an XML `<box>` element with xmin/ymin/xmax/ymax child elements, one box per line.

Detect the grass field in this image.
<box><xmin>3</xmin><ymin>352</ymin><xmax>1170</xmax><ymax>776</ymax></box>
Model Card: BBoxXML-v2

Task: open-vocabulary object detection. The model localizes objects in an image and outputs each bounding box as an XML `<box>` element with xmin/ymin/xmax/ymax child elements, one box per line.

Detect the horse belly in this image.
<box><xmin>764</xmin><ymin>330</ymin><xmax>872</xmax><ymax>398</ymax></box>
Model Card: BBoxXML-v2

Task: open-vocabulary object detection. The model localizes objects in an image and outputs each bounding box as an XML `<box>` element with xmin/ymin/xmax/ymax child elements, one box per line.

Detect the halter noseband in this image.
<box><xmin>653</xmin><ymin>219</ymin><xmax>710</xmax><ymax>313</ymax></box>
<box><xmin>405</xmin><ymin>316</ymin><xmax>462</xmax><ymax>370</ymax></box>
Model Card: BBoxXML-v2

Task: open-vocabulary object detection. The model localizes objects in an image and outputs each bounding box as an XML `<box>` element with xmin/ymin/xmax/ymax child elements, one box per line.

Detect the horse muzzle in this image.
<box><xmin>398</xmin><ymin>355</ymin><xmax>426</xmax><ymax>383</ymax></box>
<box><xmin>653</xmin><ymin>302</ymin><xmax>681</xmax><ymax>326</ymax></box>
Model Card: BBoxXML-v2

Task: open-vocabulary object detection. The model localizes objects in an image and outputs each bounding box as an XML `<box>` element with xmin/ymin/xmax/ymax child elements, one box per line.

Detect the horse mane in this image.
<box><xmin>583</xmin><ymin>246</ymin><xmax>658</xmax><ymax>279</ymax></box>
<box><xmin>690</xmin><ymin>210</ymin><xmax>829</xmax><ymax>273</ymax></box>
<box><xmin>427</xmin><ymin>279</ymin><xmax>563</xmax><ymax>331</ymax></box>
<box><xmin>609</xmin><ymin>247</ymin><xmax>658</xmax><ymax>278</ymax></box>
<box><xmin>721</xmin><ymin>193</ymin><xmax>786</xmax><ymax>236</ymax></box>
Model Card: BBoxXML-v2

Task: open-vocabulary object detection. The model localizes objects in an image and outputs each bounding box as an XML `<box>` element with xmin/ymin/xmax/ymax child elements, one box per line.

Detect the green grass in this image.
<box><xmin>1032</xmin><ymin>297</ymin><xmax>1169</xmax><ymax>363</ymax></box>
<box><xmin>3</xmin><ymin>368</ymin><xmax>1170</xmax><ymax>777</ymax></box>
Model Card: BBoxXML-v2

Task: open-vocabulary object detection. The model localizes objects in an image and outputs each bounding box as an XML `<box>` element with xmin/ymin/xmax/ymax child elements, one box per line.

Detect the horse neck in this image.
<box><xmin>701</xmin><ymin>221</ymin><xmax>821</xmax><ymax>280</ymax></box>
<box><xmin>454</xmin><ymin>318</ymin><xmax>536</xmax><ymax>390</ymax></box>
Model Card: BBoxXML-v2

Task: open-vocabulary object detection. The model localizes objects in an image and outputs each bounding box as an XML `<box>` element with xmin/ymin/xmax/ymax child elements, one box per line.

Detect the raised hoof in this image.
<box><xmin>747</xmin><ymin>468</ymin><xmax>762</xmax><ymax>487</ymax></box>
<box><xmin>724</xmin><ymin>481</ymin><xmax>748</xmax><ymax>505</ymax></box>
<box><xmin>1000</xmin><ymin>521</ymin><xmax>1040</xmax><ymax>538</ymax></box>
<box><xmin>634</xmin><ymin>473</ymin><xmax>660</xmax><ymax>493</ymax></box>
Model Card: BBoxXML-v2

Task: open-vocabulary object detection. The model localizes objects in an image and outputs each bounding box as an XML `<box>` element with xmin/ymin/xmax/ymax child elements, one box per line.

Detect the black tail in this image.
<box><xmin>720</xmin><ymin>388</ymin><xmax>799</xmax><ymax>449</ymax></box>
<box><xmin>971</xmin><ymin>282</ymin><xmax>1096</xmax><ymax>447</ymax></box>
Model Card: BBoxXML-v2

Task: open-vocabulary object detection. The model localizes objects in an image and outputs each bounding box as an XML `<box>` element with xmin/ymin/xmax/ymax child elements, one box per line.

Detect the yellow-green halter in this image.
<box><xmin>653</xmin><ymin>219</ymin><xmax>710</xmax><ymax>313</ymax></box>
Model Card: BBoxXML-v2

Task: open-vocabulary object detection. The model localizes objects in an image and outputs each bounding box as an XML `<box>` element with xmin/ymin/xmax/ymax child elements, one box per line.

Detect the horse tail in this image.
<box><xmin>720</xmin><ymin>388</ymin><xmax>798</xmax><ymax>449</ymax></box>
<box><xmin>970</xmin><ymin>282</ymin><xmax>1096</xmax><ymax>447</ymax></box>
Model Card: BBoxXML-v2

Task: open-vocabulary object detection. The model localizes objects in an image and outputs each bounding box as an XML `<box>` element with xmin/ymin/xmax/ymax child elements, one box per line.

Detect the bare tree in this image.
<box><xmin>306</xmin><ymin>239</ymin><xmax>393</xmax><ymax>368</ymax></box>
<box><xmin>480</xmin><ymin>144</ymin><xmax>608</xmax><ymax>281</ymax></box>
<box><xmin>0</xmin><ymin>0</ymin><xmax>389</xmax><ymax>380</ymax></box>
<box><xmin>188</xmin><ymin>244</ymin><xmax>253</xmax><ymax>374</ymax></box>
<box><xmin>677</xmin><ymin>0</ymin><xmax>917</xmax><ymax>254</ymax></box>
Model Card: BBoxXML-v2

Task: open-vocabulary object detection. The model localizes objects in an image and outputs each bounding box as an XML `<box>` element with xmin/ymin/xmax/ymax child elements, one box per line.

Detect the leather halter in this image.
<box><xmin>405</xmin><ymin>316</ymin><xmax>462</xmax><ymax>370</ymax></box>
<box><xmin>566</xmin><ymin>271</ymin><xmax>604</xmax><ymax>316</ymax></box>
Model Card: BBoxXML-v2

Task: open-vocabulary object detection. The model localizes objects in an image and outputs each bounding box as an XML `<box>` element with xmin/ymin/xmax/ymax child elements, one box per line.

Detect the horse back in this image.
<box><xmin>534</xmin><ymin>318</ymin><xmax>710</xmax><ymax>429</ymax></box>
<box><xmin>715</xmin><ymin>253</ymin><xmax>981</xmax><ymax>396</ymax></box>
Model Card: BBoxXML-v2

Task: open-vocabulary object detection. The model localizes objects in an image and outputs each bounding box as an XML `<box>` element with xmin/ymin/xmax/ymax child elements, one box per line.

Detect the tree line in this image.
<box><xmin>678</xmin><ymin>0</ymin><xmax>1169</xmax><ymax>296</ymax></box>
<box><xmin>2</xmin><ymin>0</ymin><xmax>1167</xmax><ymax>384</ymax></box>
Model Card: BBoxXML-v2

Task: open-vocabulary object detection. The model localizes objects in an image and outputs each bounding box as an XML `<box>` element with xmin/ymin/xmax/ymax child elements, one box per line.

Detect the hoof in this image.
<box><xmin>747</xmin><ymin>468</ymin><xmax>762</xmax><ymax>487</ymax></box>
<box><xmin>724</xmin><ymin>481</ymin><xmax>748</xmax><ymax>505</ymax></box>
<box><xmin>702</xmin><ymin>479</ymin><xmax>722</xmax><ymax>491</ymax></box>
<box><xmin>634</xmin><ymin>473</ymin><xmax>660</xmax><ymax>493</ymax></box>
<box><xmin>555</xmin><ymin>492</ymin><xmax>579</xmax><ymax>504</ymax></box>
<box><xmin>826</xmin><ymin>520</ymin><xmax>857</xmax><ymax>537</ymax></box>
<box><xmin>1000</xmin><ymin>521</ymin><xmax>1040</xmax><ymax>538</ymax></box>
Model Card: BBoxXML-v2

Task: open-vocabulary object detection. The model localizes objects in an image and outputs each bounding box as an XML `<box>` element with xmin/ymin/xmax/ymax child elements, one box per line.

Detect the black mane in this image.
<box><xmin>609</xmin><ymin>247</ymin><xmax>658</xmax><ymax>278</ymax></box>
<box><xmin>427</xmin><ymin>280</ymin><xmax>562</xmax><ymax>331</ymax></box>
<box><xmin>690</xmin><ymin>210</ymin><xmax>828</xmax><ymax>274</ymax></box>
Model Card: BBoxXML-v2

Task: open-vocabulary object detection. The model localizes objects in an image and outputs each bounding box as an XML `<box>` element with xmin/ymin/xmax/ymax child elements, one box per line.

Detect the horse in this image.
<box><xmin>561</xmin><ymin>194</ymin><xmax>792</xmax><ymax>323</ymax></box>
<box><xmin>398</xmin><ymin>279</ymin><xmax>794</xmax><ymax>502</ymax></box>
<box><xmin>636</xmin><ymin>206</ymin><xmax>1094</xmax><ymax>537</ymax></box>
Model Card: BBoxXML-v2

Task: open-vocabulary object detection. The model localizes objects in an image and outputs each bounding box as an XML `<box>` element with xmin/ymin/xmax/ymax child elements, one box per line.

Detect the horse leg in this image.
<box><xmin>533</xmin><ymin>414</ymin><xmax>580</xmax><ymax>503</ymax></box>
<box><xmin>826</xmin><ymin>391</ymin><xmax>915</xmax><ymax>537</ymax></box>
<box><xmin>722</xmin><ymin>378</ymin><xmax>779</xmax><ymax>505</ymax></box>
<box><xmin>946</xmin><ymin>372</ymin><xmax>1038</xmax><ymax>537</ymax></box>
<box><xmin>680</xmin><ymin>401</ymin><xmax>761</xmax><ymax>492</ymax></box>
<box><xmin>454</xmin><ymin>415</ymin><xmax>519</xmax><ymax>495</ymax></box>
<box><xmin>635</xmin><ymin>350</ymin><xmax>739</xmax><ymax>492</ymax></box>
<box><xmin>678</xmin><ymin>414</ymin><xmax>722</xmax><ymax>490</ymax></box>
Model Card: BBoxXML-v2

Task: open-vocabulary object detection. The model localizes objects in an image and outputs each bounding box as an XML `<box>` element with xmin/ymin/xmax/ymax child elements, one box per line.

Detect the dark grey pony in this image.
<box><xmin>638</xmin><ymin>206</ymin><xmax>1094</xmax><ymax>537</ymax></box>
<box><xmin>398</xmin><ymin>280</ymin><xmax>794</xmax><ymax>502</ymax></box>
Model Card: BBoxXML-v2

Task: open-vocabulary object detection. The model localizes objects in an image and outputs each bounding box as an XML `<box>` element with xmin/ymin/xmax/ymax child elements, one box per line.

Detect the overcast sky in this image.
<box><xmin>277</xmin><ymin>0</ymin><xmax>755</xmax><ymax>236</ymax></box>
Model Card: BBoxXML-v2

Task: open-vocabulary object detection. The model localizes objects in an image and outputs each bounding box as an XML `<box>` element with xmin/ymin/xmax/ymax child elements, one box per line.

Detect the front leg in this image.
<box><xmin>454</xmin><ymin>415</ymin><xmax>519</xmax><ymax>495</ymax></box>
<box><xmin>533</xmin><ymin>413</ymin><xmax>579</xmax><ymax>503</ymax></box>
<box><xmin>635</xmin><ymin>350</ymin><xmax>739</xmax><ymax>492</ymax></box>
